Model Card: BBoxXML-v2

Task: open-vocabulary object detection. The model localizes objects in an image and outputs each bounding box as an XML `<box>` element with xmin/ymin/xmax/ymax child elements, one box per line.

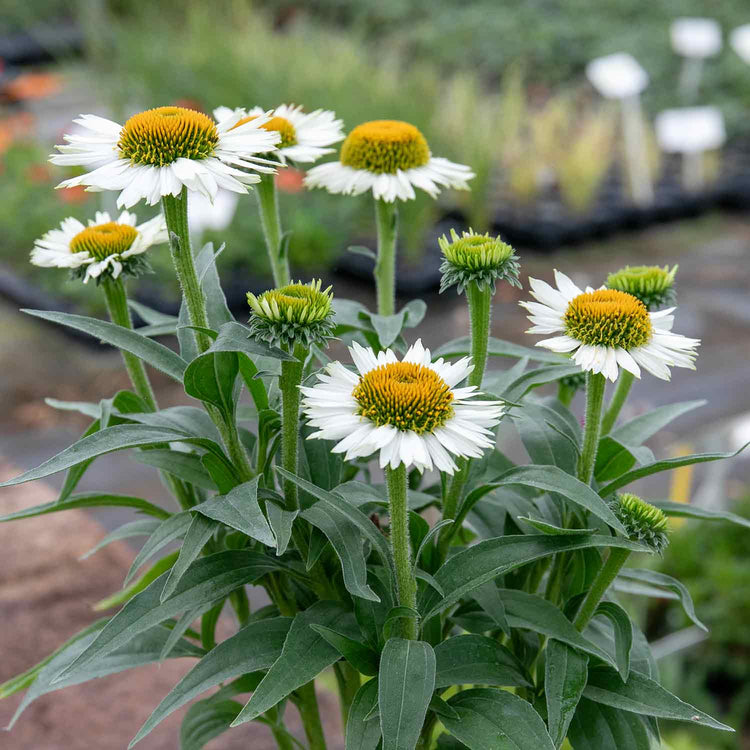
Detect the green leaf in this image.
<box><xmin>598</xmin><ymin>442</ymin><xmax>750</xmax><ymax>497</ymax></box>
<box><xmin>161</xmin><ymin>514</ymin><xmax>218</xmax><ymax>602</ymax></box>
<box><xmin>128</xmin><ymin>299</ymin><xmax>178</xmax><ymax>326</ymax></box>
<box><xmin>310</xmin><ymin>624</ymin><xmax>380</xmax><ymax>676</ymax></box>
<box><xmin>23</xmin><ymin>308</ymin><xmax>187</xmax><ymax>381</ymax></box>
<box><xmin>427</xmin><ymin>536</ymin><xmax>644</xmax><ymax>621</ymax></box>
<box><xmin>369</xmin><ymin>311</ymin><xmax>409</xmax><ymax>348</ymax></box>
<box><xmin>354</xmin><ymin>570</ymin><xmax>395</xmax><ymax>650</ymax></box>
<box><xmin>132</xmin><ymin>448</ymin><xmax>217</xmax><ymax>490</ymax></box>
<box><xmin>346</xmin><ymin>678</ymin><xmax>381</xmax><ymax>750</ymax></box>
<box><xmin>652</xmin><ymin>500</ymin><xmax>750</xmax><ymax>529</ymax></box>
<box><xmin>378</xmin><ymin>638</ymin><xmax>436</xmax><ymax>750</ymax></box>
<box><xmin>130</xmin><ymin>616</ymin><xmax>292</xmax><ymax>746</ymax></box>
<box><xmin>594</xmin><ymin>437</ymin><xmax>654</xmax><ymax>484</ymax></box>
<box><xmin>0</xmin><ymin>492</ymin><xmax>170</xmax><ymax>523</ymax></box>
<box><xmin>267</xmin><ymin>504</ymin><xmax>297</xmax><ymax>556</ymax></box>
<box><xmin>470</xmin><ymin>581</ymin><xmax>511</xmax><ymax>636</ymax></box>
<box><xmin>518</xmin><ymin>517</ymin><xmax>595</xmax><ymax>536</ymax></box>
<box><xmin>514</xmin><ymin>403</ymin><xmax>579</xmax><ymax>475</ymax></box>
<box><xmin>545</xmin><ymin>640</ymin><xmax>589</xmax><ymax>748</ymax></box>
<box><xmin>80</xmin><ymin>519</ymin><xmax>161</xmax><ymax>560</ymax></box>
<box><xmin>614</xmin><ymin>568</ymin><xmax>707</xmax><ymax>632</ymax></box>
<box><xmin>434</xmin><ymin>634</ymin><xmax>530</xmax><ymax>688</ymax></box>
<box><xmin>193</xmin><ymin>478</ymin><xmax>275</xmax><ymax>547</ymax></box>
<box><xmin>593</xmin><ymin>602</ymin><xmax>633</xmax><ymax>681</ymax></box>
<box><xmin>433</xmin><ymin>336</ymin><xmax>569</xmax><ymax>364</ymax></box>
<box><xmin>442</xmin><ymin>688</ymin><xmax>556</xmax><ymax>750</ymax></box>
<box><xmin>232</xmin><ymin>601</ymin><xmax>358</xmax><ymax>725</ymax></box>
<box><xmin>180</xmin><ymin>699</ymin><xmax>242</xmax><ymax>750</ymax></box>
<box><xmin>125</xmin><ymin>512</ymin><xmax>192</xmax><ymax>585</ymax></box>
<box><xmin>184</xmin><ymin>350</ymin><xmax>239</xmax><ymax>414</ymax></box>
<box><xmin>302</xmin><ymin>501</ymin><xmax>379</xmax><ymax>602</ymax></box>
<box><xmin>9</xmin><ymin>624</ymin><xmax>202</xmax><ymax>729</ymax></box>
<box><xmin>0</xmin><ymin>424</ymin><xmax>225</xmax><ymax>488</ymax></box>
<box><xmin>610</xmin><ymin>400</ymin><xmax>706</xmax><ymax>442</ymax></box>
<box><xmin>208</xmin><ymin>320</ymin><xmax>295</xmax><ymax>361</ymax></box>
<box><xmin>160</xmin><ymin>602</ymin><xmax>213</xmax><ymax>661</ymax></box>
<box><xmin>94</xmin><ymin>551</ymin><xmax>178</xmax><ymax>611</ymax></box>
<box><xmin>503</xmin><ymin>364</ymin><xmax>582</xmax><ymax>402</ymax></box>
<box><xmin>59</xmin><ymin>551</ymin><xmax>282</xmax><ymax>682</ymax></box>
<box><xmin>583</xmin><ymin>668</ymin><xmax>733</xmax><ymax>731</ymax></box>
<box><xmin>195</xmin><ymin>242</ymin><xmax>233</xmax><ymax>329</ymax></box>
<box><xmin>568</xmin><ymin>697</ymin><xmax>657</xmax><ymax>750</ymax></box>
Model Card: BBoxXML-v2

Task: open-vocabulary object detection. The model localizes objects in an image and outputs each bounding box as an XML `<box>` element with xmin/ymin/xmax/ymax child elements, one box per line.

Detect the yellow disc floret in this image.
<box><xmin>353</xmin><ymin>362</ymin><xmax>454</xmax><ymax>434</ymax></box>
<box><xmin>70</xmin><ymin>223</ymin><xmax>138</xmax><ymax>261</ymax></box>
<box><xmin>340</xmin><ymin>120</ymin><xmax>430</xmax><ymax>174</ymax></box>
<box><xmin>564</xmin><ymin>289</ymin><xmax>652</xmax><ymax>350</ymax></box>
<box><xmin>234</xmin><ymin>115</ymin><xmax>296</xmax><ymax>148</ymax></box>
<box><xmin>118</xmin><ymin>106</ymin><xmax>219</xmax><ymax>167</ymax></box>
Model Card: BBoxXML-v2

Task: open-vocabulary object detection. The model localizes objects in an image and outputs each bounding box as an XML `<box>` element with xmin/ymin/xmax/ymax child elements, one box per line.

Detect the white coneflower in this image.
<box><xmin>304</xmin><ymin>119</ymin><xmax>474</xmax><ymax>202</ymax></box>
<box><xmin>50</xmin><ymin>106</ymin><xmax>281</xmax><ymax>207</ymax></box>
<box><xmin>213</xmin><ymin>104</ymin><xmax>344</xmax><ymax>164</ymax></box>
<box><xmin>520</xmin><ymin>270</ymin><xmax>699</xmax><ymax>382</ymax></box>
<box><xmin>301</xmin><ymin>339</ymin><xmax>504</xmax><ymax>474</ymax></box>
<box><xmin>30</xmin><ymin>210</ymin><xmax>166</xmax><ymax>283</ymax></box>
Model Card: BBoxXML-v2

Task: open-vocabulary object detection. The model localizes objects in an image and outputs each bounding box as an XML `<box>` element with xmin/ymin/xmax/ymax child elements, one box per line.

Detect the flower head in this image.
<box><xmin>247</xmin><ymin>279</ymin><xmax>335</xmax><ymax>349</ymax></box>
<box><xmin>611</xmin><ymin>493</ymin><xmax>669</xmax><ymax>553</ymax></box>
<box><xmin>30</xmin><ymin>210</ymin><xmax>166</xmax><ymax>283</ymax></box>
<box><xmin>50</xmin><ymin>106</ymin><xmax>281</xmax><ymax>208</ymax></box>
<box><xmin>520</xmin><ymin>270</ymin><xmax>699</xmax><ymax>382</ymax></box>
<box><xmin>439</xmin><ymin>228</ymin><xmax>520</xmax><ymax>294</ymax></box>
<box><xmin>606</xmin><ymin>265</ymin><xmax>678</xmax><ymax>310</ymax></box>
<box><xmin>304</xmin><ymin>119</ymin><xmax>474</xmax><ymax>203</ymax></box>
<box><xmin>214</xmin><ymin>104</ymin><xmax>344</xmax><ymax>164</ymax></box>
<box><xmin>301</xmin><ymin>339</ymin><xmax>504</xmax><ymax>474</ymax></box>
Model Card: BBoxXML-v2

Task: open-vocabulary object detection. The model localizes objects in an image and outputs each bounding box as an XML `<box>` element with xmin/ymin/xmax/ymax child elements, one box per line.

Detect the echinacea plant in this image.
<box><xmin>1</xmin><ymin>100</ymin><xmax>748</xmax><ymax>750</ymax></box>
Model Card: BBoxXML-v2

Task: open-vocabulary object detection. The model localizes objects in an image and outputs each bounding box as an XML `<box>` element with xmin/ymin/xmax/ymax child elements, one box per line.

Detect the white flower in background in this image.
<box><xmin>213</xmin><ymin>104</ymin><xmax>344</xmax><ymax>164</ymax></box>
<box><xmin>301</xmin><ymin>339</ymin><xmax>504</xmax><ymax>473</ymax></box>
<box><xmin>670</xmin><ymin>18</ymin><xmax>722</xmax><ymax>59</ymax></box>
<box><xmin>520</xmin><ymin>270</ymin><xmax>699</xmax><ymax>382</ymax></box>
<box><xmin>188</xmin><ymin>189</ymin><xmax>239</xmax><ymax>240</ymax></box>
<box><xmin>305</xmin><ymin>120</ymin><xmax>474</xmax><ymax>202</ymax></box>
<box><xmin>31</xmin><ymin>211</ymin><xmax>167</xmax><ymax>283</ymax></box>
<box><xmin>586</xmin><ymin>53</ymin><xmax>649</xmax><ymax>99</ymax></box>
<box><xmin>730</xmin><ymin>24</ymin><xmax>750</xmax><ymax>65</ymax></box>
<box><xmin>655</xmin><ymin>107</ymin><xmax>726</xmax><ymax>153</ymax></box>
<box><xmin>50</xmin><ymin>106</ymin><xmax>281</xmax><ymax>208</ymax></box>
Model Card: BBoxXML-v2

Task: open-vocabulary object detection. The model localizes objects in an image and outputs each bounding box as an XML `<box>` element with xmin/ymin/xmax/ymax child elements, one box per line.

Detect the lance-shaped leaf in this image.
<box><xmin>592</xmin><ymin>602</ymin><xmax>634</xmax><ymax>681</ymax></box>
<box><xmin>130</xmin><ymin>616</ymin><xmax>292</xmax><ymax>746</ymax></box>
<box><xmin>378</xmin><ymin>638</ymin><xmax>436</xmax><ymax>750</ymax></box>
<box><xmin>193</xmin><ymin>478</ymin><xmax>275</xmax><ymax>547</ymax></box>
<box><xmin>232</xmin><ymin>601</ymin><xmax>358</xmax><ymax>725</ymax></box>
<box><xmin>310</xmin><ymin>625</ymin><xmax>380</xmax><ymax>676</ymax></box>
<box><xmin>545</xmin><ymin>640</ymin><xmax>589</xmax><ymax>748</ymax></box>
<box><xmin>132</xmin><ymin>449</ymin><xmax>217</xmax><ymax>490</ymax></box>
<box><xmin>442</xmin><ymin>688</ymin><xmax>556</xmax><ymax>750</ymax></box>
<box><xmin>8</xmin><ymin>624</ymin><xmax>202</xmax><ymax>729</ymax></box>
<box><xmin>125</xmin><ymin>512</ymin><xmax>192</xmax><ymax>585</ymax></box>
<box><xmin>610</xmin><ymin>400</ymin><xmax>706</xmax><ymax>443</ymax></box>
<box><xmin>434</xmin><ymin>634</ymin><xmax>530</xmax><ymax>688</ymax></box>
<box><xmin>433</xmin><ymin>336</ymin><xmax>568</xmax><ymax>364</ymax></box>
<box><xmin>652</xmin><ymin>500</ymin><xmax>750</xmax><ymax>529</ymax></box>
<box><xmin>426</xmin><ymin>535</ymin><xmax>644</xmax><ymax>620</ymax></box>
<box><xmin>183</xmin><ymin>350</ymin><xmax>239</xmax><ymax>414</ymax></box>
<box><xmin>180</xmin><ymin>699</ymin><xmax>242</xmax><ymax>750</ymax></box>
<box><xmin>81</xmin><ymin>519</ymin><xmax>161</xmax><ymax>560</ymax></box>
<box><xmin>23</xmin><ymin>308</ymin><xmax>187</xmax><ymax>381</ymax></box>
<box><xmin>57</xmin><ymin>551</ymin><xmax>282</xmax><ymax>682</ymax></box>
<box><xmin>346</xmin><ymin>678</ymin><xmax>381</xmax><ymax>750</ymax></box>
<box><xmin>568</xmin><ymin>697</ymin><xmax>657</xmax><ymax>750</ymax></box>
<box><xmin>514</xmin><ymin>403</ymin><xmax>579</xmax><ymax>475</ymax></box>
<box><xmin>583</xmin><ymin>668</ymin><xmax>733</xmax><ymax>731</ymax></box>
<box><xmin>160</xmin><ymin>514</ymin><xmax>218</xmax><ymax>602</ymax></box>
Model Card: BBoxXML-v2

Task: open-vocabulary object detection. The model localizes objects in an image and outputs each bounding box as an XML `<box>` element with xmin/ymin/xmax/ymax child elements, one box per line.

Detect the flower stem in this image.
<box><xmin>466</xmin><ymin>281</ymin><xmax>492</xmax><ymax>389</ymax></box>
<box><xmin>600</xmin><ymin>370</ymin><xmax>634</xmax><ymax>435</ymax></box>
<box><xmin>162</xmin><ymin>188</ymin><xmax>212</xmax><ymax>354</ymax></box>
<box><xmin>374</xmin><ymin>198</ymin><xmax>398</xmax><ymax>317</ymax></box>
<box><xmin>386</xmin><ymin>463</ymin><xmax>417</xmax><ymax>639</ymax></box>
<box><xmin>573</xmin><ymin>547</ymin><xmax>631</xmax><ymax>631</ymax></box>
<box><xmin>294</xmin><ymin>682</ymin><xmax>327</xmax><ymax>750</ymax></box>
<box><xmin>100</xmin><ymin>277</ymin><xmax>157</xmax><ymax>411</ymax></box>
<box><xmin>279</xmin><ymin>344</ymin><xmax>305</xmax><ymax>512</ymax></box>
<box><xmin>577</xmin><ymin>372</ymin><xmax>606</xmax><ymax>485</ymax></box>
<box><xmin>256</xmin><ymin>172</ymin><xmax>290</xmax><ymax>287</ymax></box>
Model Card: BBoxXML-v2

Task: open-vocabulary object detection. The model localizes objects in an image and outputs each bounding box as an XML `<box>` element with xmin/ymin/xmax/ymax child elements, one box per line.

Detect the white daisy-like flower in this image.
<box><xmin>520</xmin><ymin>270</ymin><xmax>700</xmax><ymax>382</ymax></box>
<box><xmin>301</xmin><ymin>339</ymin><xmax>504</xmax><ymax>474</ymax></box>
<box><xmin>213</xmin><ymin>104</ymin><xmax>344</xmax><ymax>164</ymax></box>
<box><xmin>49</xmin><ymin>106</ymin><xmax>281</xmax><ymax>208</ymax></box>
<box><xmin>304</xmin><ymin>119</ymin><xmax>474</xmax><ymax>202</ymax></box>
<box><xmin>30</xmin><ymin>210</ymin><xmax>167</xmax><ymax>283</ymax></box>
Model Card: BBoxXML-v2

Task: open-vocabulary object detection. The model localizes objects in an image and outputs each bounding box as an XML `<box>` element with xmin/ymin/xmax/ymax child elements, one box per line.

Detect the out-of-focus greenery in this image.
<box><xmin>654</xmin><ymin>496</ymin><xmax>750</xmax><ymax>749</ymax></box>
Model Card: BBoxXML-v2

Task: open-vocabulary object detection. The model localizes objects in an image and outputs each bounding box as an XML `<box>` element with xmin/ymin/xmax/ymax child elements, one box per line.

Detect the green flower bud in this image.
<box><xmin>606</xmin><ymin>265</ymin><xmax>677</xmax><ymax>311</ymax></box>
<box><xmin>439</xmin><ymin>228</ymin><xmax>520</xmax><ymax>295</ymax></box>
<box><xmin>247</xmin><ymin>279</ymin><xmax>335</xmax><ymax>349</ymax></box>
<box><xmin>611</xmin><ymin>493</ymin><xmax>669</xmax><ymax>553</ymax></box>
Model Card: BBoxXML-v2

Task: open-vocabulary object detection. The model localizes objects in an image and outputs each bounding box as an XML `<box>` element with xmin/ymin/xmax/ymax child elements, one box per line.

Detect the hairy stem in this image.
<box><xmin>600</xmin><ymin>370</ymin><xmax>634</xmax><ymax>435</ymax></box>
<box><xmin>374</xmin><ymin>198</ymin><xmax>398</xmax><ymax>317</ymax></box>
<box><xmin>577</xmin><ymin>372</ymin><xmax>606</xmax><ymax>485</ymax></box>
<box><xmin>573</xmin><ymin>547</ymin><xmax>631</xmax><ymax>631</ymax></box>
<box><xmin>386</xmin><ymin>463</ymin><xmax>417</xmax><ymax>639</ymax></box>
<box><xmin>256</xmin><ymin>172</ymin><xmax>290</xmax><ymax>287</ymax></box>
